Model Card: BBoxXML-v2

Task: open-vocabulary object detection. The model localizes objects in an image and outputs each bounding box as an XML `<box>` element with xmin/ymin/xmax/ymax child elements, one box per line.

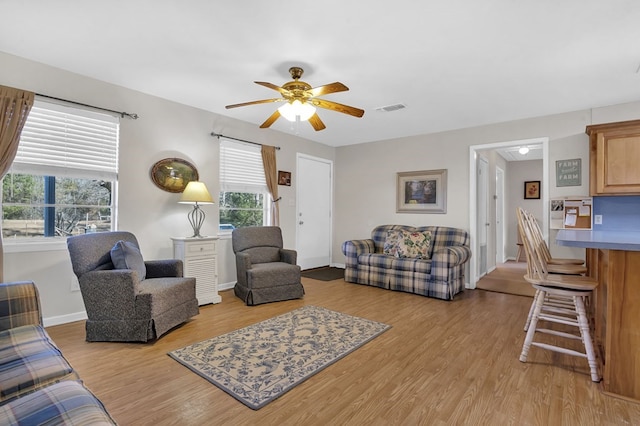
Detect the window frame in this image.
<box><xmin>218</xmin><ymin>139</ymin><xmax>269</xmax><ymax>234</ymax></box>
<box><xmin>2</xmin><ymin>99</ymin><xmax>119</xmax><ymax>249</ymax></box>
<box><xmin>218</xmin><ymin>189</ymin><xmax>270</xmax><ymax>235</ymax></box>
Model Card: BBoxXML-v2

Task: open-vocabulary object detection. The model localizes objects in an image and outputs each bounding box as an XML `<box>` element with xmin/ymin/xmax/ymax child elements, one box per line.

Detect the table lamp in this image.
<box><xmin>179</xmin><ymin>181</ymin><xmax>214</xmax><ymax>238</ymax></box>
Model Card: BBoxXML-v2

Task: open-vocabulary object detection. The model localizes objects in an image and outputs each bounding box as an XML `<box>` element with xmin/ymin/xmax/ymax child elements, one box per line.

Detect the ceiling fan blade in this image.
<box><xmin>225</xmin><ymin>98</ymin><xmax>284</xmax><ymax>109</ymax></box>
<box><xmin>254</xmin><ymin>81</ymin><xmax>291</xmax><ymax>96</ymax></box>
<box><xmin>306</xmin><ymin>82</ymin><xmax>349</xmax><ymax>97</ymax></box>
<box><xmin>311</xmin><ymin>98</ymin><xmax>365</xmax><ymax>118</ymax></box>
<box><xmin>259</xmin><ymin>110</ymin><xmax>281</xmax><ymax>128</ymax></box>
<box><xmin>308</xmin><ymin>113</ymin><xmax>326</xmax><ymax>131</ymax></box>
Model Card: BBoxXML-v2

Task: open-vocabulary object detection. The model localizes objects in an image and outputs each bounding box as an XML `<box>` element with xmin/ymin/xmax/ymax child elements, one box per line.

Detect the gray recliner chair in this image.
<box><xmin>232</xmin><ymin>226</ymin><xmax>304</xmax><ymax>306</ymax></box>
<box><xmin>67</xmin><ymin>231</ymin><xmax>199</xmax><ymax>342</ymax></box>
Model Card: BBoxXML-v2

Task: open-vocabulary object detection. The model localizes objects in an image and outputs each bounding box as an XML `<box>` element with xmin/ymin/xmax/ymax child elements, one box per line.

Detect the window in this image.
<box><xmin>2</xmin><ymin>100</ymin><xmax>119</xmax><ymax>240</ymax></box>
<box><xmin>219</xmin><ymin>139</ymin><xmax>268</xmax><ymax>231</ymax></box>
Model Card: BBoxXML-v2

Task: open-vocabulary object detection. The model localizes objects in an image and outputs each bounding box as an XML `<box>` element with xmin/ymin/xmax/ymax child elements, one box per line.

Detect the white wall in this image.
<box><xmin>4</xmin><ymin>50</ymin><xmax>640</xmax><ymax>321</ymax></box>
<box><xmin>0</xmin><ymin>51</ymin><xmax>334</xmax><ymax>324</ymax></box>
<box><xmin>332</xmin><ymin>103</ymin><xmax>640</xmax><ymax>274</ymax></box>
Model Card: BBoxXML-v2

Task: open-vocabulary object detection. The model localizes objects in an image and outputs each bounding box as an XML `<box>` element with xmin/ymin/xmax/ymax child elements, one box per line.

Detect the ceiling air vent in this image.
<box><xmin>375</xmin><ymin>103</ymin><xmax>407</xmax><ymax>112</ymax></box>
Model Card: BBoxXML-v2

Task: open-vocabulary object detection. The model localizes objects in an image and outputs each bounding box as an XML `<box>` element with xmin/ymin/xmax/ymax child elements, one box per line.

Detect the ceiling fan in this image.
<box><xmin>225</xmin><ymin>67</ymin><xmax>365</xmax><ymax>131</ymax></box>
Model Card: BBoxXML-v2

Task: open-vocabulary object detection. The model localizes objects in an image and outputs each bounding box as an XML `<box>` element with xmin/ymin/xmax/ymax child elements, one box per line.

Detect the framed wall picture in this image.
<box><xmin>278</xmin><ymin>170</ymin><xmax>291</xmax><ymax>186</ymax></box>
<box><xmin>556</xmin><ymin>158</ymin><xmax>581</xmax><ymax>187</ymax></box>
<box><xmin>524</xmin><ymin>180</ymin><xmax>541</xmax><ymax>199</ymax></box>
<box><xmin>396</xmin><ymin>169</ymin><xmax>447</xmax><ymax>213</ymax></box>
<box><xmin>150</xmin><ymin>158</ymin><xmax>199</xmax><ymax>193</ymax></box>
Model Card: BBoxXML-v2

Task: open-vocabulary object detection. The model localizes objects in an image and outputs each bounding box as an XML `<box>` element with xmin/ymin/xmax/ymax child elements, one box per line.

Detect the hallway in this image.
<box><xmin>476</xmin><ymin>261</ymin><xmax>535</xmax><ymax>297</ymax></box>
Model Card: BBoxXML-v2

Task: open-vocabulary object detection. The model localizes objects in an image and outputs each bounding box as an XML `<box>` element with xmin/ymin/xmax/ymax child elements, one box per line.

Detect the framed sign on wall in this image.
<box><xmin>556</xmin><ymin>158</ymin><xmax>581</xmax><ymax>187</ymax></box>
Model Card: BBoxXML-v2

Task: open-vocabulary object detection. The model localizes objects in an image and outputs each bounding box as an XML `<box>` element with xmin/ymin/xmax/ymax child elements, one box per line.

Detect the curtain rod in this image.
<box><xmin>211</xmin><ymin>132</ymin><xmax>280</xmax><ymax>150</ymax></box>
<box><xmin>35</xmin><ymin>93</ymin><xmax>139</xmax><ymax>119</ymax></box>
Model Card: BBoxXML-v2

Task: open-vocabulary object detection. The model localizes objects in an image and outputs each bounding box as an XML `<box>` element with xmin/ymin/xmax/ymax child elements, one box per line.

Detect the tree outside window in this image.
<box><xmin>219</xmin><ymin>191</ymin><xmax>265</xmax><ymax>230</ymax></box>
<box><xmin>2</xmin><ymin>173</ymin><xmax>113</xmax><ymax>238</ymax></box>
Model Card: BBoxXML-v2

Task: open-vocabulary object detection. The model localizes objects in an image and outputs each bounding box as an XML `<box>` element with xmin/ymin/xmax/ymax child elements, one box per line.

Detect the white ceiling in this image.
<box><xmin>495</xmin><ymin>144</ymin><xmax>543</xmax><ymax>162</ymax></box>
<box><xmin>2</xmin><ymin>1</ymin><xmax>640</xmax><ymax>147</ymax></box>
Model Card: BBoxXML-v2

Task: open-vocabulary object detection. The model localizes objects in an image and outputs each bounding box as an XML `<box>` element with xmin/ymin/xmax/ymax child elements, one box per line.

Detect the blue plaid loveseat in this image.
<box><xmin>342</xmin><ymin>225</ymin><xmax>472</xmax><ymax>300</ymax></box>
<box><xmin>0</xmin><ymin>281</ymin><xmax>116</xmax><ymax>425</ymax></box>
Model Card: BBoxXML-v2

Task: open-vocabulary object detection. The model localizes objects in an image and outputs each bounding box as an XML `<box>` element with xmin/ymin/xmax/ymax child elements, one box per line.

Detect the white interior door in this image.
<box><xmin>296</xmin><ymin>154</ymin><xmax>332</xmax><ymax>270</ymax></box>
<box><xmin>495</xmin><ymin>166</ymin><xmax>505</xmax><ymax>264</ymax></box>
<box><xmin>477</xmin><ymin>156</ymin><xmax>489</xmax><ymax>277</ymax></box>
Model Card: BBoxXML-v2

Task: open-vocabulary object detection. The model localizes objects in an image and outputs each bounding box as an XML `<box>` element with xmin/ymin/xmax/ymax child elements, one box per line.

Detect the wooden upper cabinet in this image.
<box><xmin>586</xmin><ymin>119</ymin><xmax>640</xmax><ymax>195</ymax></box>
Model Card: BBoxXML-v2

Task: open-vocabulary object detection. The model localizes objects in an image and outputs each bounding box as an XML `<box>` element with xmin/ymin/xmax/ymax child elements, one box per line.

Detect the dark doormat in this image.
<box><xmin>301</xmin><ymin>267</ymin><xmax>345</xmax><ymax>281</ymax></box>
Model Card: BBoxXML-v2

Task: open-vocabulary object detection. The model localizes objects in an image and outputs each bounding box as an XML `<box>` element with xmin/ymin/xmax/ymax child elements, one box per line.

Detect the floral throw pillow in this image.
<box><xmin>383</xmin><ymin>230</ymin><xmax>403</xmax><ymax>257</ymax></box>
<box><xmin>397</xmin><ymin>230</ymin><xmax>432</xmax><ymax>259</ymax></box>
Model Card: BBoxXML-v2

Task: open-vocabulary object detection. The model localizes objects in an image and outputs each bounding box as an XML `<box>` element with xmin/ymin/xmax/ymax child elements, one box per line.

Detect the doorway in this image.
<box><xmin>468</xmin><ymin>137</ymin><xmax>549</xmax><ymax>289</ymax></box>
<box><xmin>296</xmin><ymin>154</ymin><xmax>333</xmax><ymax>270</ymax></box>
<box><xmin>477</xmin><ymin>156</ymin><xmax>489</xmax><ymax>278</ymax></box>
<box><xmin>495</xmin><ymin>166</ymin><xmax>505</xmax><ymax>264</ymax></box>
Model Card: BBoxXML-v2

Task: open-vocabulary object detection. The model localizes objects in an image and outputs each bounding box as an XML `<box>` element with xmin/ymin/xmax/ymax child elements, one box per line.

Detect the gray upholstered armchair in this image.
<box><xmin>67</xmin><ymin>231</ymin><xmax>199</xmax><ymax>342</ymax></box>
<box><xmin>232</xmin><ymin>226</ymin><xmax>304</xmax><ymax>306</ymax></box>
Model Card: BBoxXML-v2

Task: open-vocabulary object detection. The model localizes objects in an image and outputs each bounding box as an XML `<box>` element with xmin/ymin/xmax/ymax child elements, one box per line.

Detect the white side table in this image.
<box><xmin>171</xmin><ymin>236</ymin><xmax>221</xmax><ymax>305</ymax></box>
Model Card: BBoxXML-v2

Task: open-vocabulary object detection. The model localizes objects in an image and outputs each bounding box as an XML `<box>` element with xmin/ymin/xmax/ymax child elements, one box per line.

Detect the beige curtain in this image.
<box><xmin>261</xmin><ymin>145</ymin><xmax>280</xmax><ymax>226</ymax></box>
<box><xmin>0</xmin><ymin>86</ymin><xmax>35</xmax><ymax>281</ymax></box>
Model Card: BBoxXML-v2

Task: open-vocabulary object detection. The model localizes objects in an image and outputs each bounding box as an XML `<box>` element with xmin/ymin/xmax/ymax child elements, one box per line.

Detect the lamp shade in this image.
<box><xmin>178</xmin><ymin>181</ymin><xmax>214</xmax><ymax>204</ymax></box>
<box><xmin>278</xmin><ymin>100</ymin><xmax>316</xmax><ymax>122</ymax></box>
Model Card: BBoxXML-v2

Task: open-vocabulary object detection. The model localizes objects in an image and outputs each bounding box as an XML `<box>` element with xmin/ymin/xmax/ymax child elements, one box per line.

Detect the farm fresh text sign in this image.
<box><xmin>556</xmin><ymin>158</ymin><xmax>581</xmax><ymax>187</ymax></box>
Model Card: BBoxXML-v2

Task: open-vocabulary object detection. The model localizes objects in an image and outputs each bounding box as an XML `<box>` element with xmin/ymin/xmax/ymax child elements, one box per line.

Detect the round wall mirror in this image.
<box><xmin>150</xmin><ymin>158</ymin><xmax>199</xmax><ymax>193</ymax></box>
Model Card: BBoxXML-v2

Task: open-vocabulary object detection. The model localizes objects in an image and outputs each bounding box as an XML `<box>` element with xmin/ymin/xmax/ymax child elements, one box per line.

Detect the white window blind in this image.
<box><xmin>219</xmin><ymin>139</ymin><xmax>266</xmax><ymax>193</ymax></box>
<box><xmin>11</xmin><ymin>100</ymin><xmax>119</xmax><ymax>180</ymax></box>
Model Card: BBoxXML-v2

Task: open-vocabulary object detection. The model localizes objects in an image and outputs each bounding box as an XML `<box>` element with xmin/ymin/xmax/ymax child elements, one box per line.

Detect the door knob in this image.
<box><xmin>299</xmin><ymin>221</ymin><xmax>304</xmax><ymax>225</ymax></box>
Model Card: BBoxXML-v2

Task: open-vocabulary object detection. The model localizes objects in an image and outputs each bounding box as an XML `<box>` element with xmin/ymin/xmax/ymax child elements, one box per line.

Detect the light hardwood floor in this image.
<box><xmin>476</xmin><ymin>261</ymin><xmax>537</xmax><ymax>297</ymax></box>
<box><xmin>46</xmin><ymin>279</ymin><xmax>640</xmax><ymax>425</ymax></box>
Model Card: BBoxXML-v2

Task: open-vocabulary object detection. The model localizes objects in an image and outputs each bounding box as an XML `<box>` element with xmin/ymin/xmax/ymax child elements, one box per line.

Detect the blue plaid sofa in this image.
<box><xmin>0</xmin><ymin>281</ymin><xmax>116</xmax><ymax>425</ymax></box>
<box><xmin>342</xmin><ymin>225</ymin><xmax>472</xmax><ymax>300</ymax></box>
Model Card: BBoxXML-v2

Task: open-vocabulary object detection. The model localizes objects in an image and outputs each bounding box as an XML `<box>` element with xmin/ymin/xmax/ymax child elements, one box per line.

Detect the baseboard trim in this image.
<box><xmin>44</xmin><ymin>311</ymin><xmax>87</xmax><ymax>327</ymax></box>
<box><xmin>219</xmin><ymin>281</ymin><xmax>236</xmax><ymax>292</ymax></box>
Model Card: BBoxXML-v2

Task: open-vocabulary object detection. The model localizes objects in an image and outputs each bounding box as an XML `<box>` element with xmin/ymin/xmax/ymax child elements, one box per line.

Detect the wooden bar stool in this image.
<box><xmin>516</xmin><ymin>207</ymin><xmax>600</xmax><ymax>382</ymax></box>
<box><xmin>520</xmin><ymin>281</ymin><xmax>600</xmax><ymax>382</ymax></box>
<box><xmin>517</xmin><ymin>208</ymin><xmax>587</xmax><ymax>331</ymax></box>
<box><xmin>522</xmin><ymin>209</ymin><xmax>585</xmax><ymax>266</ymax></box>
<box><xmin>516</xmin><ymin>232</ymin><xmax>526</xmax><ymax>262</ymax></box>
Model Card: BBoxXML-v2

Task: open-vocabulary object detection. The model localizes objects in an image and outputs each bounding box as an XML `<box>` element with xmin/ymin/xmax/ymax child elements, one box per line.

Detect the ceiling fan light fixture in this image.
<box><xmin>278</xmin><ymin>100</ymin><xmax>316</xmax><ymax>122</ymax></box>
<box><xmin>226</xmin><ymin>67</ymin><xmax>363</xmax><ymax>131</ymax></box>
<box><xmin>519</xmin><ymin>146</ymin><xmax>530</xmax><ymax>155</ymax></box>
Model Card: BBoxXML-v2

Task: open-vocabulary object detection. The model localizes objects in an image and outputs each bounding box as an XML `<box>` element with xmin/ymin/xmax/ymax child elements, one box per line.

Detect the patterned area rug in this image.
<box><xmin>168</xmin><ymin>305</ymin><xmax>391</xmax><ymax>410</ymax></box>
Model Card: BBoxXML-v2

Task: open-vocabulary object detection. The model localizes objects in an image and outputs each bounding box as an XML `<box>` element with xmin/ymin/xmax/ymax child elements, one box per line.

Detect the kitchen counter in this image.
<box><xmin>556</xmin><ymin>229</ymin><xmax>640</xmax><ymax>401</ymax></box>
<box><xmin>556</xmin><ymin>229</ymin><xmax>640</xmax><ymax>251</ymax></box>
